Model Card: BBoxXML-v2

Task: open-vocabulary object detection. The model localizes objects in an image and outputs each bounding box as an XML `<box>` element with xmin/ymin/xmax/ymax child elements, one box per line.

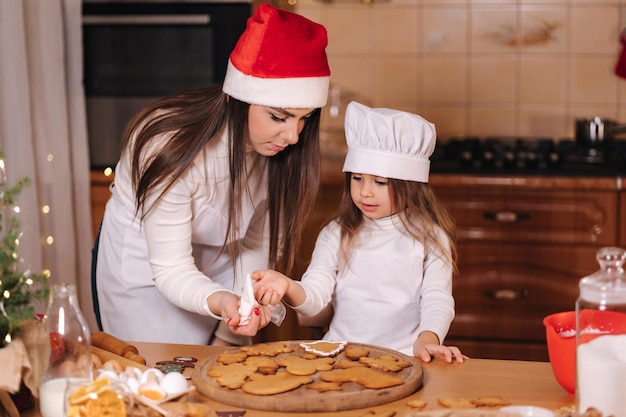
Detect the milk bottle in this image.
<box><xmin>39</xmin><ymin>283</ymin><xmax>92</xmax><ymax>417</ymax></box>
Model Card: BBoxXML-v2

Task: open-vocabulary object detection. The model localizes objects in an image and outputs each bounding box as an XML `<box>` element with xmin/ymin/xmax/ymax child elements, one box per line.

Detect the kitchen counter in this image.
<box><xmin>320</xmin><ymin>153</ymin><xmax>622</xmax><ymax>191</ymax></box>
<box><xmin>25</xmin><ymin>341</ymin><xmax>575</xmax><ymax>417</ymax></box>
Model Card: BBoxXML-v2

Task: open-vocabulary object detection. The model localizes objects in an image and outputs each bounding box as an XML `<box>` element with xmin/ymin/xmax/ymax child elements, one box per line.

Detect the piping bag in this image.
<box><xmin>238</xmin><ymin>273</ymin><xmax>286</xmax><ymax>326</ymax></box>
<box><xmin>615</xmin><ymin>28</ymin><xmax>626</xmax><ymax>79</ymax></box>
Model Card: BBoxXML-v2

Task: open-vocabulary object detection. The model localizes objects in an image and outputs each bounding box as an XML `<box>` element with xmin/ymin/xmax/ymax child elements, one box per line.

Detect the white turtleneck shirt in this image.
<box><xmin>292</xmin><ymin>214</ymin><xmax>455</xmax><ymax>356</ymax></box>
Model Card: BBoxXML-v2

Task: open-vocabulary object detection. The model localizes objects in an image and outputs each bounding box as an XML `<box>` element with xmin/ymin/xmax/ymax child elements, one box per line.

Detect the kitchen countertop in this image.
<box><xmin>321</xmin><ymin>153</ymin><xmax>622</xmax><ymax>191</ymax></box>
<box><xmin>25</xmin><ymin>341</ymin><xmax>576</xmax><ymax>417</ymax></box>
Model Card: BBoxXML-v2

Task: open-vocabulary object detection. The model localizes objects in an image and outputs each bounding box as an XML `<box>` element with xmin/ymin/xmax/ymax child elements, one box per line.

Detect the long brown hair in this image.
<box><xmin>336</xmin><ymin>173</ymin><xmax>457</xmax><ymax>274</ymax></box>
<box><xmin>122</xmin><ymin>84</ymin><xmax>321</xmax><ymax>276</ymax></box>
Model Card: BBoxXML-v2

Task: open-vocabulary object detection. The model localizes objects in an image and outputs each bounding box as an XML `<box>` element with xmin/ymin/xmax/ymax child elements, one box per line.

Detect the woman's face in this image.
<box><xmin>349</xmin><ymin>173</ymin><xmax>396</xmax><ymax>220</ymax></box>
<box><xmin>247</xmin><ymin>105</ymin><xmax>316</xmax><ymax>156</ymax></box>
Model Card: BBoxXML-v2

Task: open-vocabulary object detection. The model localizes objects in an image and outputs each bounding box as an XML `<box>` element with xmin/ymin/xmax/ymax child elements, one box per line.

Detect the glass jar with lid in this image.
<box><xmin>576</xmin><ymin>246</ymin><xmax>626</xmax><ymax>417</ymax></box>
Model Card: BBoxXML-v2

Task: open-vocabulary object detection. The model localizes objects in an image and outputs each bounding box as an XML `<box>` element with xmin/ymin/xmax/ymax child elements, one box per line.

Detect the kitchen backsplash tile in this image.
<box><xmin>519</xmin><ymin>57</ymin><xmax>568</xmax><ymax>103</ymax></box>
<box><xmin>470</xmin><ymin>57</ymin><xmax>517</xmax><ymax>102</ymax></box>
<box><xmin>294</xmin><ymin>0</ymin><xmax>626</xmax><ymax>141</ymax></box>
<box><xmin>372</xmin><ymin>7</ymin><xmax>419</xmax><ymax>54</ymax></box>
<box><xmin>422</xmin><ymin>7</ymin><xmax>467</xmax><ymax>54</ymax></box>
<box><xmin>422</xmin><ymin>57</ymin><xmax>467</xmax><ymax>103</ymax></box>
<box><xmin>570</xmin><ymin>5</ymin><xmax>620</xmax><ymax>54</ymax></box>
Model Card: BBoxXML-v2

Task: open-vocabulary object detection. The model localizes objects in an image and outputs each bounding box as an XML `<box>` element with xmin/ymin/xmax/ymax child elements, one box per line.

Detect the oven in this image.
<box><xmin>82</xmin><ymin>0</ymin><xmax>252</xmax><ymax>169</ymax></box>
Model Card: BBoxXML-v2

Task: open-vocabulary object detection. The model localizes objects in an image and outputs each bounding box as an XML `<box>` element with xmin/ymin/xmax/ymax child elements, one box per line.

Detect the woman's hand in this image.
<box><xmin>413</xmin><ymin>331</ymin><xmax>467</xmax><ymax>364</ymax></box>
<box><xmin>208</xmin><ymin>292</ymin><xmax>272</xmax><ymax>336</ymax></box>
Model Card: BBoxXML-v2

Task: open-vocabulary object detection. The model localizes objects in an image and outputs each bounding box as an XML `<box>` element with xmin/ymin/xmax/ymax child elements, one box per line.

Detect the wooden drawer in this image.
<box><xmin>449</xmin><ymin>243</ymin><xmax>598</xmax><ymax>341</ymax></box>
<box><xmin>434</xmin><ymin>187</ymin><xmax>619</xmax><ymax>245</ymax></box>
<box><xmin>90</xmin><ymin>170</ymin><xmax>114</xmax><ymax>238</ymax></box>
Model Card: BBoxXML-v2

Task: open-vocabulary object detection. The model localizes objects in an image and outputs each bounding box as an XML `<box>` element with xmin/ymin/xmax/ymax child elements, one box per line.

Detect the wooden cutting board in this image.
<box><xmin>191</xmin><ymin>340</ymin><xmax>423</xmax><ymax>413</ymax></box>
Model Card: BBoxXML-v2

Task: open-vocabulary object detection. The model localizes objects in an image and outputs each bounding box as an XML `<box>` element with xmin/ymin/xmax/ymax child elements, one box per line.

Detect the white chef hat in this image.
<box><xmin>342</xmin><ymin>101</ymin><xmax>437</xmax><ymax>183</ymax></box>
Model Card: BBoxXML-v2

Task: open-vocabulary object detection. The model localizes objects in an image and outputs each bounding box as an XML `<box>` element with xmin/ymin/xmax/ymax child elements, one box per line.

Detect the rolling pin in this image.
<box><xmin>91</xmin><ymin>331</ymin><xmax>147</xmax><ymax>365</ymax></box>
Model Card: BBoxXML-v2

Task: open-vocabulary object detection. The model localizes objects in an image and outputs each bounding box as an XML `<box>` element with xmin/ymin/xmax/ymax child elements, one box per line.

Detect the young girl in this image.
<box><xmin>253</xmin><ymin>101</ymin><xmax>465</xmax><ymax>363</ymax></box>
<box><xmin>92</xmin><ymin>5</ymin><xmax>331</xmax><ymax>345</ymax></box>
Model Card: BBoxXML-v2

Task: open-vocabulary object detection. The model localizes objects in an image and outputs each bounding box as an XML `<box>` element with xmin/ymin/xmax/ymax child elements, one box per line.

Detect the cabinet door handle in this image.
<box><xmin>483</xmin><ymin>211</ymin><xmax>530</xmax><ymax>223</ymax></box>
<box><xmin>484</xmin><ymin>289</ymin><xmax>530</xmax><ymax>301</ymax></box>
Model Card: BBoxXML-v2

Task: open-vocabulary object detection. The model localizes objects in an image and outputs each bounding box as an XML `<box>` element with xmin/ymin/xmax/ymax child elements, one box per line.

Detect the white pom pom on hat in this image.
<box><xmin>342</xmin><ymin>101</ymin><xmax>437</xmax><ymax>183</ymax></box>
<box><xmin>222</xmin><ymin>4</ymin><xmax>331</xmax><ymax>109</ymax></box>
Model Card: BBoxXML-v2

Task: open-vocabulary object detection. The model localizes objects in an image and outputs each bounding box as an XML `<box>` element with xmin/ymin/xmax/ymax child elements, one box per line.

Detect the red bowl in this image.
<box><xmin>543</xmin><ymin>311</ymin><xmax>576</xmax><ymax>395</ymax></box>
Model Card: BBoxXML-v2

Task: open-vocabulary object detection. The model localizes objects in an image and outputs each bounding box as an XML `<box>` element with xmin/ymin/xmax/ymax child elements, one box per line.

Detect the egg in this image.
<box><xmin>159</xmin><ymin>372</ymin><xmax>189</xmax><ymax>395</ymax></box>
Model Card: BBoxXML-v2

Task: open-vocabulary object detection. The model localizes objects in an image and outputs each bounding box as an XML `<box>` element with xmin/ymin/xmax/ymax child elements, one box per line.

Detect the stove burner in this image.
<box><xmin>431</xmin><ymin>137</ymin><xmax>624</xmax><ymax>176</ymax></box>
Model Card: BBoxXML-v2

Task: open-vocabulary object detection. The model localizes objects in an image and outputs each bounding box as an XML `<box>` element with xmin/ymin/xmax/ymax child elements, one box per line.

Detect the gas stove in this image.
<box><xmin>430</xmin><ymin>137</ymin><xmax>626</xmax><ymax>176</ymax></box>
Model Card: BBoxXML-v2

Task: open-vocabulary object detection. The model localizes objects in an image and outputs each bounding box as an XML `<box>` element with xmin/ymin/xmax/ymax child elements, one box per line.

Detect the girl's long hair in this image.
<box><xmin>122</xmin><ymin>84</ymin><xmax>321</xmax><ymax>276</ymax></box>
<box><xmin>336</xmin><ymin>173</ymin><xmax>457</xmax><ymax>273</ymax></box>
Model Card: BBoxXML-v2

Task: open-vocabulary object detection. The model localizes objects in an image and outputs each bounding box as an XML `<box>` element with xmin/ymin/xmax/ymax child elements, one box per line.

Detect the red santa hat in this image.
<box><xmin>222</xmin><ymin>4</ymin><xmax>330</xmax><ymax>108</ymax></box>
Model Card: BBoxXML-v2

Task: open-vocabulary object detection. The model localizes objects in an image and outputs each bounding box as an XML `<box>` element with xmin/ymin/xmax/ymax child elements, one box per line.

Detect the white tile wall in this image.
<box><xmin>293</xmin><ymin>0</ymin><xmax>626</xmax><ymax>141</ymax></box>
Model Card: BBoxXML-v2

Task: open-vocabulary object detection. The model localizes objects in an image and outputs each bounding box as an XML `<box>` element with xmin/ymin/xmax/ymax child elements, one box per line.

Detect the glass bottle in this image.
<box><xmin>576</xmin><ymin>247</ymin><xmax>626</xmax><ymax>417</ymax></box>
<box><xmin>39</xmin><ymin>283</ymin><xmax>92</xmax><ymax>417</ymax></box>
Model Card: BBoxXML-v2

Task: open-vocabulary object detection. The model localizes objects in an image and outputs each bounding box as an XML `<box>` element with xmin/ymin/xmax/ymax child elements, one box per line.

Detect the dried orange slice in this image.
<box><xmin>68</xmin><ymin>377</ymin><xmax>110</xmax><ymax>405</ymax></box>
<box><xmin>66</xmin><ymin>378</ymin><xmax>126</xmax><ymax>417</ymax></box>
<box><xmin>84</xmin><ymin>389</ymin><xmax>126</xmax><ymax>417</ymax></box>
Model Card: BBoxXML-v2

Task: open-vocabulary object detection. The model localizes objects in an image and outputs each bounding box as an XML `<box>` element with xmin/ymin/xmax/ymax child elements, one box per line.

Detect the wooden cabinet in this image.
<box><xmin>621</xmin><ymin>192</ymin><xmax>626</xmax><ymax>247</ymax></box>
<box><xmin>430</xmin><ymin>175</ymin><xmax>621</xmax><ymax>361</ymax></box>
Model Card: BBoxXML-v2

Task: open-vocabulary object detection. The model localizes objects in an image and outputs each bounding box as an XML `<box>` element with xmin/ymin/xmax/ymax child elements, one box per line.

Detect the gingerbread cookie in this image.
<box><xmin>406</xmin><ymin>399</ymin><xmax>428</xmax><ymax>409</ymax></box>
<box><xmin>360</xmin><ymin>355</ymin><xmax>412</xmax><ymax>372</ymax></box>
<box><xmin>243</xmin><ymin>356</ymin><xmax>280</xmax><ymax>375</ymax></box>
<box><xmin>345</xmin><ymin>346</ymin><xmax>370</xmax><ymax>360</ymax></box>
<box><xmin>437</xmin><ymin>397</ymin><xmax>477</xmax><ymax>409</ymax></box>
<box><xmin>241</xmin><ymin>370</ymin><xmax>313</xmax><ymax>395</ymax></box>
<box><xmin>207</xmin><ymin>363</ymin><xmax>258</xmax><ymax>389</ymax></box>
<box><xmin>319</xmin><ymin>367</ymin><xmax>404</xmax><ymax>389</ymax></box>
<box><xmin>240</xmin><ymin>342</ymin><xmax>293</xmax><ymax>357</ymax></box>
<box><xmin>300</xmin><ymin>340</ymin><xmax>347</xmax><ymax>357</ymax></box>
<box><xmin>216</xmin><ymin>351</ymin><xmax>248</xmax><ymax>365</ymax></box>
<box><xmin>278</xmin><ymin>356</ymin><xmax>335</xmax><ymax>376</ymax></box>
<box><xmin>334</xmin><ymin>358</ymin><xmax>367</xmax><ymax>369</ymax></box>
<box><xmin>306</xmin><ymin>381</ymin><xmax>344</xmax><ymax>392</ymax></box>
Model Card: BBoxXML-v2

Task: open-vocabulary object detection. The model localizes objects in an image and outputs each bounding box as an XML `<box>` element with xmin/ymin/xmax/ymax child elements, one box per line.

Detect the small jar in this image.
<box><xmin>576</xmin><ymin>247</ymin><xmax>626</xmax><ymax>417</ymax></box>
<box><xmin>39</xmin><ymin>283</ymin><xmax>92</xmax><ymax>417</ymax></box>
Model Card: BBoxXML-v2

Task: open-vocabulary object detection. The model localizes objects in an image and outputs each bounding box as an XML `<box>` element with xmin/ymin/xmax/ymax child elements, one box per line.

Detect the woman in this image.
<box><xmin>92</xmin><ymin>4</ymin><xmax>331</xmax><ymax>345</ymax></box>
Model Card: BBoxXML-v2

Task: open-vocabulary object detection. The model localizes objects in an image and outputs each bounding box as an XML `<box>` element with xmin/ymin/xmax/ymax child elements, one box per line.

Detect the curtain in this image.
<box><xmin>0</xmin><ymin>0</ymin><xmax>96</xmax><ymax>330</ymax></box>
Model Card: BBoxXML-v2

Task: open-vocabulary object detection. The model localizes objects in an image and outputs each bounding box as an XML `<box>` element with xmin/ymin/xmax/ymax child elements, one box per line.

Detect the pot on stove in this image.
<box><xmin>575</xmin><ymin>117</ymin><xmax>626</xmax><ymax>147</ymax></box>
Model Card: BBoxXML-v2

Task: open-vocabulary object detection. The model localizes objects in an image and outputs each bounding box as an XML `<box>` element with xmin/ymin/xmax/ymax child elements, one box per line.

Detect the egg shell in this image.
<box><xmin>125</xmin><ymin>366</ymin><xmax>143</xmax><ymax>380</ymax></box>
<box><xmin>96</xmin><ymin>369</ymin><xmax>119</xmax><ymax>381</ymax></box>
<box><xmin>160</xmin><ymin>372</ymin><xmax>188</xmax><ymax>395</ymax></box>
<box><xmin>126</xmin><ymin>377</ymin><xmax>140</xmax><ymax>394</ymax></box>
<box><xmin>139</xmin><ymin>368</ymin><xmax>165</xmax><ymax>384</ymax></box>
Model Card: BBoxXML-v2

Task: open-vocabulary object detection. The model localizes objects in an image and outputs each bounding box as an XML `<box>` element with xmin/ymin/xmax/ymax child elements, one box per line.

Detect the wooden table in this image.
<box><xmin>133</xmin><ymin>341</ymin><xmax>574</xmax><ymax>416</ymax></box>
<box><xmin>24</xmin><ymin>341</ymin><xmax>574</xmax><ymax>417</ymax></box>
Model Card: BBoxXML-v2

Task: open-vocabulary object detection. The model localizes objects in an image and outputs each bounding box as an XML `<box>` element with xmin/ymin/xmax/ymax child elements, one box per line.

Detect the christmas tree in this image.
<box><xmin>0</xmin><ymin>151</ymin><xmax>49</xmax><ymax>348</ymax></box>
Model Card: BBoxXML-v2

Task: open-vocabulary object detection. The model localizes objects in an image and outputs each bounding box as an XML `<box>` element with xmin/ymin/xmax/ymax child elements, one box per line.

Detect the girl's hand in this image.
<box><xmin>414</xmin><ymin>341</ymin><xmax>467</xmax><ymax>364</ymax></box>
<box><xmin>251</xmin><ymin>270</ymin><xmax>290</xmax><ymax>305</ymax></box>
<box><xmin>413</xmin><ymin>331</ymin><xmax>467</xmax><ymax>364</ymax></box>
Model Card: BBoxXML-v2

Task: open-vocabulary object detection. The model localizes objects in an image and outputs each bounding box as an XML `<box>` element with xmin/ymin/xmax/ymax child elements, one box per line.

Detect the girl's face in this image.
<box><xmin>247</xmin><ymin>105</ymin><xmax>316</xmax><ymax>156</ymax></box>
<box><xmin>349</xmin><ymin>173</ymin><xmax>397</xmax><ymax>220</ymax></box>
